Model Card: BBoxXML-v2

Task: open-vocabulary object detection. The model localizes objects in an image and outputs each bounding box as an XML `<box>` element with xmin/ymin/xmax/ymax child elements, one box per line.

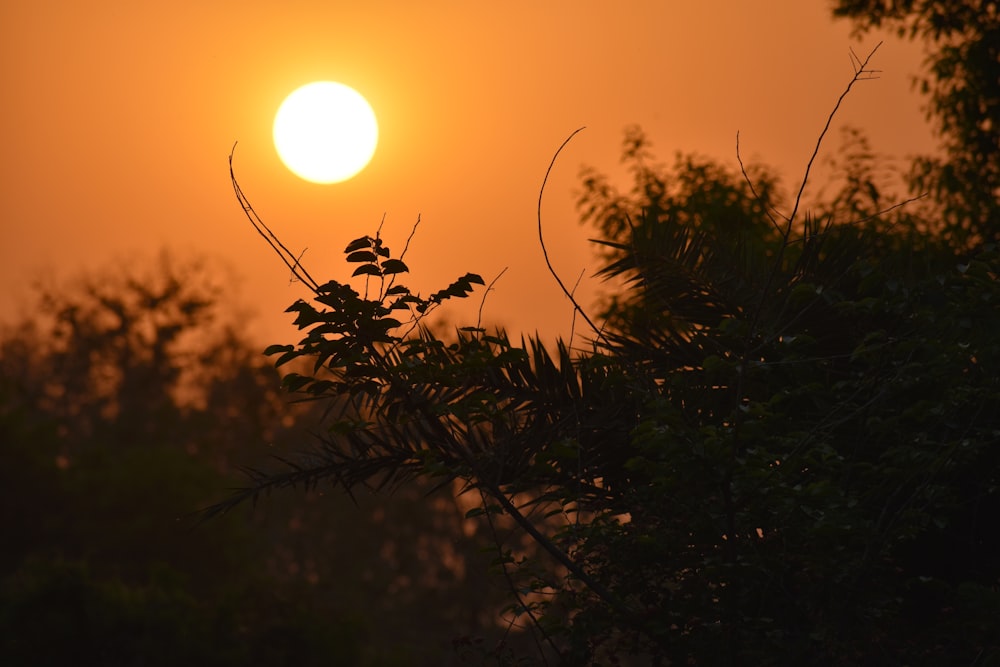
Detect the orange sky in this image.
<box><xmin>1</xmin><ymin>2</ymin><xmax>935</xmax><ymax>347</ymax></box>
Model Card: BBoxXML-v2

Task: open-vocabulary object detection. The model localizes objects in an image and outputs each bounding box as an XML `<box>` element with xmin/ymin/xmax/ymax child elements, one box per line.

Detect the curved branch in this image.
<box><xmin>537</xmin><ymin>128</ymin><xmax>608</xmax><ymax>345</ymax></box>
<box><xmin>229</xmin><ymin>143</ymin><xmax>321</xmax><ymax>293</ymax></box>
<box><xmin>477</xmin><ymin>266</ymin><xmax>509</xmax><ymax>331</ymax></box>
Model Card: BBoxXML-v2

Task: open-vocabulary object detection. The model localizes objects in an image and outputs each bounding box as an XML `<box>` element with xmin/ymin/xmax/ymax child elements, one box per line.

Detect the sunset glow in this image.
<box><xmin>0</xmin><ymin>2</ymin><xmax>932</xmax><ymax>345</ymax></box>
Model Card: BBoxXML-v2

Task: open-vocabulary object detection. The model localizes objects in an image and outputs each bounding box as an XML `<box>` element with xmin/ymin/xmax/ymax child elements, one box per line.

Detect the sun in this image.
<box><xmin>273</xmin><ymin>81</ymin><xmax>378</xmax><ymax>184</ymax></box>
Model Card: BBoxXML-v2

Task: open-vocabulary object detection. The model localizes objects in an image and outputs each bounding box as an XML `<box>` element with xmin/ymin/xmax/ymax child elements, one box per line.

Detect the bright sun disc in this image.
<box><xmin>273</xmin><ymin>81</ymin><xmax>378</xmax><ymax>184</ymax></box>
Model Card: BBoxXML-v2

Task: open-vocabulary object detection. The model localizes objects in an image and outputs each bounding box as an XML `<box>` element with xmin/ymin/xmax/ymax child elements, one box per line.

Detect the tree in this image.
<box><xmin>833</xmin><ymin>0</ymin><xmax>1000</xmax><ymax>246</ymax></box>
<box><xmin>215</xmin><ymin>50</ymin><xmax>1000</xmax><ymax>664</ymax></box>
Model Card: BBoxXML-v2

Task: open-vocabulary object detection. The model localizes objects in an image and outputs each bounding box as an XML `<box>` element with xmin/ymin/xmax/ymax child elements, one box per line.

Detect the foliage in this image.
<box><xmin>833</xmin><ymin>0</ymin><xmax>1000</xmax><ymax>246</ymax></box>
<box><xmin>217</xmin><ymin>49</ymin><xmax>1000</xmax><ymax>665</ymax></box>
<box><xmin>577</xmin><ymin>125</ymin><xmax>785</xmax><ymax>336</ymax></box>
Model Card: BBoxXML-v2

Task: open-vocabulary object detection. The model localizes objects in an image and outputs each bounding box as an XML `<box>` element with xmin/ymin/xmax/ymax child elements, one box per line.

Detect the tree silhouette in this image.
<box><xmin>215</xmin><ymin>48</ymin><xmax>1000</xmax><ymax>664</ymax></box>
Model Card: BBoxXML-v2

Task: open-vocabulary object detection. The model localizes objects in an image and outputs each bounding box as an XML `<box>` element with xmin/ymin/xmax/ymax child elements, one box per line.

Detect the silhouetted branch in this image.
<box><xmin>477</xmin><ymin>267</ymin><xmax>508</xmax><ymax>331</ymax></box>
<box><xmin>478</xmin><ymin>488</ymin><xmax>558</xmax><ymax>664</ymax></box>
<box><xmin>738</xmin><ymin>42</ymin><xmax>885</xmax><ymax>345</ymax></box>
<box><xmin>789</xmin><ymin>41</ymin><xmax>883</xmax><ymax>229</ymax></box>
<box><xmin>483</xmin><ymin>481</ymin><xmax>650</xmax><ymax>638</ymax></box>
<box><xmin>288</xmin><ymin>247</ymin><xmax>308</xmax><ymax>284</ymax></box>
<box><xmin>567</xmin><ymin>268</ymin><xmax>586</xmax><ymax>345</ymax></box>
<box><xmin>783</xmin><ymin>192</ymin><xmax>929</xmax><ymax>245</ymax></box>
<box><xmin>735</xmin><ymin>132</ymin><xmax>788</xmax><ymax>233</ymax></box>
<box><xmin>732</xmin><ymin>43</ymin><xmax>887</xmax><ymax>481</ymax></box>
<box><xmin>399</xmin><ymin>214</ymin><xmax>421</xmax><ymax>261</ymax></box>
<box><xmin>229</xmin><ymin>142</ymin><xmax>322</xmax><ymax>293</ymax></box>
<box><xmin>537</xmin><ymin>127</ymin><xmax>609</xmax><ymax>346</ymax></box>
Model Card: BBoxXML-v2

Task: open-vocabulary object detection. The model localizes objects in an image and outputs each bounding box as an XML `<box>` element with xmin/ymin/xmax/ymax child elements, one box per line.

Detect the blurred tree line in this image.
<box><xmin>0</xmin><ymin>253</ymin><xmax>520</xmax><ymax>666</ymax></box>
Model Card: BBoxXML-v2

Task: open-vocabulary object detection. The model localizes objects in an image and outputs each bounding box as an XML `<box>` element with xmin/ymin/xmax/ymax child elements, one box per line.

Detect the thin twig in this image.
<box><xmin>399</xmin><ymin>214</ymin><xmax>421</xmax><ymax>261</ymax></box>
<box><xmin>376</xmin><ymin>214</ymin><xmax>419</xmax><ymax>303</ymax></box>
<box><xmin>741</xmin><ymin>42</ymin><xmax>884</xmax><ymax>352</ymax></box>
<box><xmin>730</xmin><ymin>44</ymin><xmax>887</xmax><ymax>522</ymax></box>
<box><xmin>484</xmin><ymin>481</ymin><xmax>647</xmax><ymax>636</ymax></box>
<box><xmin>788</xmin><ymin>41</ymin><xmax>883</xmax><ymax>229</ymax></box>
<box><xmin>735</xmin><ymin>131</ymin><xmax>788</xmax><ymax>234</ymax></box>
<box><xmin>783</xmin><ymin>192</ymin><xmax>928</xmax><ymax>245</ymax></box>
<box><xmin>289</xmin><ymin>247</ymin><xmax>308</xmax><ymax>285</ymax></box>
<box><xmin>477</xmin><ymin>267</ymin><xmax>508</xmax><ymax>331</ymax></box>
<box><xmin>567</xmin><ymin>268</ymin><xmax>586</xmax><ymax>345</ymax></box>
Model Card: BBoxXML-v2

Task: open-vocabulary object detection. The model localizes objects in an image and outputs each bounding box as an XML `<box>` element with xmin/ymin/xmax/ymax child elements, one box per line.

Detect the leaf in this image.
<box><xmin>428</xmin><ymin>273</ymin><xmax>484</xmax><ymax>304</ymax></box>
<box><xmin>285</xmin><ymin>300</ymin><xmax>323</xmax><ymax>328</ymax></box>
<box><xmin>281</xmin><ymin>373</ymin><xmax>311</xmax><ymax>392</ymax></box>
<box><xmin>307</xmin><ymin>380</ymin><xmax>336</xmax><ymax>395</ymax></box>
<box><xmin>274</xmin><ymin>349</ymin><xmax>300</xmax><ymax>367</ymax></box>
<box><xmin>352</xmin><ymin>264</ymin><xmax>382</xmax><ymax>277</ymax></box>
<box><xmin>263</xmin><ymin>344</ymin><xmax>294</xmax><ymax>356</ymax></box>
<box><xmin>343</xmin><ymin>237</ymin><xmax>373</xmax><ymax>253</ymax></box>
<box><xmin>389</xmin><ymin>297</ymin><xmax>419</xmax><ymax>310</ymax></box>
<box><xmin>346</xmin><ymin>250</ymin><xmax>378</xmax><ymax>263</ymax></box>
<box><xmin>316</xmin><ymin>279</ymin><xmax>348</xmax><ymax>293</ymax></box>
<box><xmin>380</xmin><ymin>258</ymin><xmax>409</xmax><ymax>275</ymax></box>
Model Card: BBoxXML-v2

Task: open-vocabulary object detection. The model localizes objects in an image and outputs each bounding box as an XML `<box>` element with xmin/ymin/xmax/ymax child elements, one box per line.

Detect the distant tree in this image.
<box><xmin>833</xmin><ymin>0</ymin><xmax>1000</xmax><ymax>245</ymax></box>
<box><xmin>0</xmin><ymin>251</ymin><xmax>271</xmax><ymax>582</ymax></box>
<box><xmin>0</xmin><ymin>252</ymin><xmax>517</xmax><ymax>665</ymax></box>
<box><xmin>0</xmin><ymin>252</ymin><xmax>369</xmax><ymax>665</ymax></box>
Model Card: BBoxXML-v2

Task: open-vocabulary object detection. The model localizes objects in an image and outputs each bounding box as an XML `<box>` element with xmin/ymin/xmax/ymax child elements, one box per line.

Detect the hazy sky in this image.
<box><xmin>1</xmin><ymin>1</ymin><xmax>934</xmax><ymax>346</ymax></box>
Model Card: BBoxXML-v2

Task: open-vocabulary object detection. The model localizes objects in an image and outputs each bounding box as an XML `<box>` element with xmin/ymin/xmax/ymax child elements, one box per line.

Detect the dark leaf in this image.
<box><xmin>344</xmin><ymin>237</ymin><xmax>373</xmax><ymax>253</ymax></box>
<box><xmin>346</xmin><ymin>251</ymin><xmax>378</xmax><ymax>263</ymax></box>
<box><xmin>381</xmin><ymin>259</ymin><xmax>409</xmax><ymax>275</ymax></box>
<box><xmin>352</xmin><ymin>264</ymin><xmax>382</xmax><ymax>277</ymax></box>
